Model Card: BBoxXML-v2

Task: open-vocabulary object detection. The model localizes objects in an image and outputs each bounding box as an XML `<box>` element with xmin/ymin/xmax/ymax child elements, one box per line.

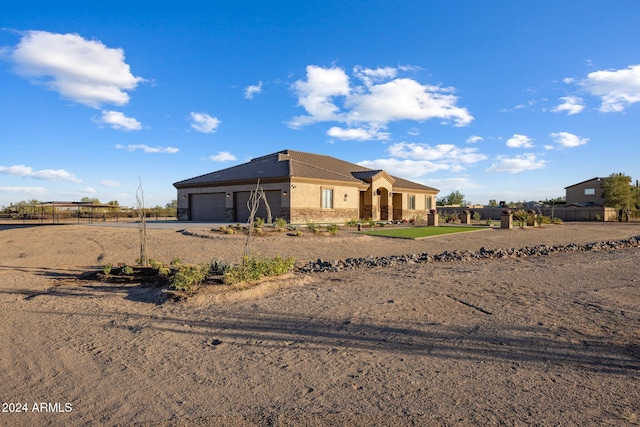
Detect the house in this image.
<box><xmin>173</xmin><ymin>149</ymin><xmax>439</xmax><ymax>223</ymax></box>
<box><xmin>565</xmin><ymin>177</ymin><xmax>606</xmax><ymax>206</ymax></box>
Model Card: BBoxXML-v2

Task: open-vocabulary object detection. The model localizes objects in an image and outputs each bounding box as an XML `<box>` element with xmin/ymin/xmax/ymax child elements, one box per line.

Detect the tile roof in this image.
<box><xmin>173</xmin><ymin>149</ymin><xmax>438</xmax><ymax>192</ymax></box>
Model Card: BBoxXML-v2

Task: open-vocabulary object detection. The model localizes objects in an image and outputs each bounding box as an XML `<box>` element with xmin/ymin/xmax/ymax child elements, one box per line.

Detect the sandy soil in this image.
<box><xmin>0</xmin><ymin>222</ymin><xmax>639</xmax><ymax>426</ymax></box>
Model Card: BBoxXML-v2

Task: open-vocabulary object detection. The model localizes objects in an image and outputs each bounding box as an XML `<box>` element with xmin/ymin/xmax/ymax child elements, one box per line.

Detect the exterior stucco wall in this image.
<box><xmin>565</xmin><ymin>178</ymin><xmax>605</xmax><ymax>205</ymax></box>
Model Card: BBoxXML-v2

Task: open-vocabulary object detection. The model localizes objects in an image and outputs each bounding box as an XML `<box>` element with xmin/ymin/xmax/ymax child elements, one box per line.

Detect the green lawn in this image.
<box><xmin>361</xmin><ymin>225</ymin><xmax>487</xmax><ymax>239</ymax></box>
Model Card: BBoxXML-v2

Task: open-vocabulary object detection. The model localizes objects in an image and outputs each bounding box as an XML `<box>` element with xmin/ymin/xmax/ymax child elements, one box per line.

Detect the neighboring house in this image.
<box><xmin>173</xmin><ymin>149</ymin><xmax>439</xmax><ymax>223</ymax></box>
<box><xmin>565</xmin><ymin>177</ymin><xmax>606</xmax><ymax>206</ymax></box>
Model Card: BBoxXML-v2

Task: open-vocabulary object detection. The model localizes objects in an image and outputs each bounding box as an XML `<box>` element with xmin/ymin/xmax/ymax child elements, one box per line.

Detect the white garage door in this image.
<box><xmin>189</xmin><ymin>193</ymin><xmax>226</xmax><ymax>221</ymax></box>
<box><xmin>234</xmin><ymin>190</ymin><xmax>282</xmax><ymax>223</ymax></box>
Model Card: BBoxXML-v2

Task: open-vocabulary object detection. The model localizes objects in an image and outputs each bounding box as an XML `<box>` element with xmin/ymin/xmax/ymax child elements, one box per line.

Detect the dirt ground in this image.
<box><xmin>0</xmin><ymin>222</ymin><xmax>639</xmax><ymax>426</ymax></box>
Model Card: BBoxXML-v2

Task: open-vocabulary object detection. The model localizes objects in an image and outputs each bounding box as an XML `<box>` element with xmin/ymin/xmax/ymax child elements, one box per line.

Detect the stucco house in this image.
<box><xmin>173</xmin><ymin>149</ymin><xmax>439</xmax><ymax>223</ymax></box>
<box><xmin>565</xmin><ymin>177</ymin><xmax>606</xmax><ymax>206</ymax></box>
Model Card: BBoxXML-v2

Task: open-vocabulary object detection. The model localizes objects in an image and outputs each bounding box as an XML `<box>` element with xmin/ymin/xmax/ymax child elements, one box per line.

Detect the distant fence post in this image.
<box><xmin>500</xmin><ymin>209</ymin><xmax>513</xmax><ymax>229</ymax></box>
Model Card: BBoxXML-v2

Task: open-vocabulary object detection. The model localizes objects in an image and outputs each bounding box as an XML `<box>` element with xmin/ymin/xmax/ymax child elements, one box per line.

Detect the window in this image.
<box><xmin>322</xmin><ymin>188</ymin><xmax>333</xmax><ymax>209</ymax></box>
<box><xmin>408</xmin><ymin>195</ymin><xmax>416</xmax><ymax>210</ymax></box>
<box><xmin>584</xmin><ymin>188</ymin><xmax>595</xmax><ymax>195</ymax></box>
<box><xmin>426</xmin><ymin>196</ymin><xmax>432</xmax><ymax>210</ymax></box>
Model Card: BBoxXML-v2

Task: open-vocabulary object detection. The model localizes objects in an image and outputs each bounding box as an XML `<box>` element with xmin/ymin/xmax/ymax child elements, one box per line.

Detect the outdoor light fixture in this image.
<box><xmin>344</xmin><ymin>194</ymin><xmax>348</xmax><ymax>201</ymax></box>
<box><xmin>226</xmin><ymin>193</ymin><xmax>230</xmax><ymax>198</ymax></box>
<box><xmin>283</xmin><ymin>191</ymin><xmax>288</xmax><ymax>196</ymax></box>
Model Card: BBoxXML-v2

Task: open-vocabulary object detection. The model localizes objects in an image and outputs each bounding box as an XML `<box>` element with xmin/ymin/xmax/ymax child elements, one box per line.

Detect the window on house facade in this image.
<box><xmin>584</xmin><ymin>188</ymin><xmax>595</xmax><ymax>195</ymax></box>
<box><xmin>408</xmin><ymin>195</ymin><xmax>416</xmax><ymax>210</ymax></box>
<box><xmin>426</xmin><ymin>196</ymin><xmax>432</xmax><ymax>210</ymax></box>
<box><xmin>322</xmin><ymin>188</ymin><xmax>334</xmax><ymax>209</ymax></box>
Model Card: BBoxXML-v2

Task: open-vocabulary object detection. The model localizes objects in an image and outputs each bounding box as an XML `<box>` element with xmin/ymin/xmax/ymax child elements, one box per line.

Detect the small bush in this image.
<box><xmin>306</xmin><ymin>222</ymin><xmax>318</xmax><ymax>232</ymax></box>
<box><xmin>275</xmin><ymin>227</ymin><xmax>286</xmax><ymax>232</ymax></box>
<box><xmin>219</xmin><ymin>225</ymin><xmax>228</xmax><ymax>232</ymax></box>
<box><xmin>472</xmin><ymin>212</ymin><xmax>481</xmax><ymax>222</ymax></box>
<box><xmin>150</xmin><ymin>261</ymin><xmax>163</xmax><ymax>271</ymax></box>
<box><xmin>513</xmin><ymin>210</ymin><xmax>529</xmax><ymax>229</ymax></box>
<box><xmin>169</xmin><ymin>263</ymin><xmax>209</xmax><ymax>292</ymax></box>
<box><xmin>254</xmin><ymin>227</ymin><xmax>263</xmax><ymax>235</ymax></box>
<box><xmin>255</xmin><ymin>217</ymin><xmax>265</xmax><ymax>227</ymax></box>
<box><xmin>275</xmin><ymin>217</ymin><xmax>287</xmax><ymax>228</ymax></box>
<box><xmin>295</xmin><ymin>230</ymin><xmax>303</xmax><ymax>237</ymax></box>
<box><xmin>223</xmin><ymin>255</ymin><xmax>295</xmax><ymax>285</ymax></box>
<box><xmin>344</xmin><ymin>218</ymin><xmax>359</xmax><ymax>227</ymax></box>
<box><xmin>122</xmin><ymin>265</ymin><xmax>134</xmax><ymax>275</ymax></box>
<box><xmin>225</xmin><ymin>227</ymin><xmax>235</xmax><ymax>234</ymax></box>
<box><xmin>102</xmin><ymin>264</ymin><xmax>112</xmax><ymax>275</ymax></box>
<box><xmin>536</xmin><ymin>215</ymin><xmax>551</xmax><ymax>227</ymax></box>
<box><xmin>326</xmin><ymin>224</ymin><xmax>339</xmax><ymax>235</ymax></box>
<box><xmin>552</xmin><ymin>217</ymin><xmax>563</xmax><ymax>224</ymax></box>
<box><xmin>170</xmin><ymin>257</ymin><xmax>182</xmax><ymax>266</ymax></box>
<box><xmin>158</xmin><ymin>267</ymin><xmax>171</xmax><ymax>277</ymax></box>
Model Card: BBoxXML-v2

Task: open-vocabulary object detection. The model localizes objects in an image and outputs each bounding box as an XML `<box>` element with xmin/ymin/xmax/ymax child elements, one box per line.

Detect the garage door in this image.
<box><xmin>189</xmin><ymin>193</ymin><xmax>226</xmax><ymax>221</ymax></box>
<box><xmin>234</xmin><ymin>190</ymin><xmax>282</xmax><ymax>223</ymax></box>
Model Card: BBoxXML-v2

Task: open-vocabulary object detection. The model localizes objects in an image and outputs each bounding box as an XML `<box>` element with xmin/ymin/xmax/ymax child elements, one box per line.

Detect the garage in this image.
<box><xmin>234</xmin><ymin>190</ymin><xmax>282</xmax><ymax>223</ymax></box>
<box><xmin>189</xmin><ymin>192</ymin><xmax>226</xmax><ymax>221</ymax></box>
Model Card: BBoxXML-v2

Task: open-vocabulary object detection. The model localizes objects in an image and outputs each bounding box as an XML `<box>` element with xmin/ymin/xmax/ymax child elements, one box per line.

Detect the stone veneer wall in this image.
<box><xmin>291</xmin><ymin>208</ymin><xmax>359</xmax><ymax>223</ymax></box>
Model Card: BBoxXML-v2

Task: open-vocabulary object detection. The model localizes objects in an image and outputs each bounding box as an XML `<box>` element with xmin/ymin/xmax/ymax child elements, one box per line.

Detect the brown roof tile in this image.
<box><xmin>174</xmin><ymin>149</ymin><xmax>439</xmax><ymax>193</ymax></box>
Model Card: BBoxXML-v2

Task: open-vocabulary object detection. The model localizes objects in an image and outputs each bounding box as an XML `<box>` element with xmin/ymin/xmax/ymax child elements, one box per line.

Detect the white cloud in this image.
<box><xmin>0</xmin><ymin>165</ymin><xmax>81</xmax><ymax>182</ymax></box>
<box><xmin>80</xmin><ymin>187</ymin><xmax>97</xmax><ymax>194</ymax></box>
<box><xmin>208</xmin><ymin>151</ymin><xmax>236</xmax><ymax>162</ymax></box>
<box><xmin>582</xmin><ymin>64</ymin><xmax>640</xmax><ymax>112</ymax></box>
<box><xmin>289</xmin><ymin>65</ymin><xmax>473</xmax><ymax>134</ymax></box>
<box><xmin>358</xmin><ymin>158</ymin><xmax>451</xmax><ymax>179</ymax></box>
<box><xmin>115</xmin><ymin>144</ymin><xmax>178</xmax><ymax>154</ymax></box>
<box><xmin>190</xmin><ymin>112</ymin><xmax>221</xmax><ymax>133</ymax></box>
<box><xmin>100</xmin><ymin>179</ymin><xmax>121</xmax><ymax>187</ymax></box>
<box><xmin>10</xmin><ymin>30</ymin><xmax>143</xmax><ymax>108</ymax></box>
<box><xmin>552</xmin><ymin>96</ymin><xmax>585</xmax><ymax>115</ymax></box>
<box><xmin>550</xmin><ymin>131</ymin><xmax>588</xmax><ymax>148</ymax></box>
<box><xmin>506</xmin><ymin>134</ymin><xmax>534</xmax><ymax>148</ymax></box>
<box><xmin>388</xmin><ymin>142</ymin><xmax>486</xmax><ymax>164</ymax></box>
<box><xmin>327</xmin><ymin>126</ymin><xmax>389</xmax><ymax>141</ymax></box>
<box><xmin>346</xmin><ymin>78</ymin><xmax>473</xmax><ymax>127</ymax></box>
<box><xmin>486</xmin><ymin>153</ymin><xmax>547</xmax><ymax>174</ymax></box>
<box><xmin>289</xmin><ymin>65</ymin><xmax>351</xmax><ymax>128</ymax></box>
<box><xmin>244</xmin><ymin>81</ymin><xmax>263</xmax><ymax>99</ymax></box>
<box><xmin>353</xmin><ymin>65</ymin><xmax>397</xmax><ymax>87</ymax></box>
<box><xmin>466</xmin><ymin>135</ymin><xmax>483</xmax><ymax>143</ymax></box>
<box><xmin>0</xmin><ymin>186</ymin><xmax>48</xmax><ymax>195</ymax></box>
<box><xmin>96</xmin><ymin>110</ymin><xmax>142</xmax><ymax>131</ymax></box>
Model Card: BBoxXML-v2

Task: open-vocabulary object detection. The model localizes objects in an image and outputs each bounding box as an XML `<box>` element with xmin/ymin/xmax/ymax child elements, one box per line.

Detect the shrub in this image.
<box><xmin>306</xmin><ymin>222</ymin><xmax>318</xmax><ymax>232</ymax></box>
<box><xmin>368</xmin><ymin>219</ymin><xmax>376</xmax><ymax>228</ymax></box>
<box><xmin>122</xmin><ymin>265</ymin><xmax>134</xmax><ymax>275</ymax></box>
<box><xmin>225</xmin><ymin>227</ymin><xmax>235</xmax><ymax>234</ymax></box>
<box><xmin>158</xmin><ymin>267</ymin><xmax>171</xmax><ymax>277</ymax></box>
<box><xmin>169</xmin><ymin>263</ymin><xmax>209</xmax><ymax>292</ymax></box>
<box><xmin>170</xmin><ymin>257</ymin><xmax>182</xmax><ymax>266</ymax></box>
<box><xmin>255</xmin><ymin>217</ymin><xmax>265</xmax><ymax>227</ymax></box>
<box><xmin>275</xmin><ymin>217</ymin><xmax>287</xmax><ymax>228</ymax></box>
<box><xmin>344</xmin><ymin>218</ymin><xmax>359</xmax><ymax>227</ymax></box>
<box><xmin>150</xmin><ymin>261</ymin><xmax>163</xmax><ymax>271</ymax></box>
<box><xmin>254</xmin><ymin>227</ymin><xmax>263</xmax><ymax>235</ymax></box>
<box><xmin>219</xmin><ymin>225</ymin><xmax>228</xmax><ymax>232</ymax></box>
<box><xmin>102</xmin><ymin>264</ymin><xmax>112</xmax><ymax>275</ymax></box>
<box><xmin>326</xmin><ymin>224</ymin><xmax>339</xmax><ymax>235</ymax></box>
<box><xmin>552</xmin><ymin>217</ymin><xmax>563</xmax><ymax>224</ymax></box>
<box><xmin>275</xmin><ymin>227</ymin><xmax>286</xmax><ymax>232</ymax></box>
<box><xmin>295</xmin><ymin>230</ymin><xmax>303</xmax><ymax>237</ymax></box>
<box><xmin>536</xmin><ymin>215</ymin><xmax>551</xmax><ymax>227</ymax></box>
<box><xmin>222</xmin><ymin>255</ymin><xmax>295</xmax><ymax>285</ymax></box>
<box><xmin>472</xmin><ymin>211</ymin><xmax>482</xmax><ymax>222</ymax></box>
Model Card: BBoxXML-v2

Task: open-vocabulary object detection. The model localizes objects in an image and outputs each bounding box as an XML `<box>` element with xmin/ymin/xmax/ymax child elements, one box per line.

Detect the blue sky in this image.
<box><xmin>1</xmin><ymin>1</ymin><xmax>639</xmax><ymax>208</ymax></box>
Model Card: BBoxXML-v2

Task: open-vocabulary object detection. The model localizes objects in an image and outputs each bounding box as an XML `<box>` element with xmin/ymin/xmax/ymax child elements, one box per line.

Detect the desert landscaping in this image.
<box><xmin>1</xmin><ymin>221</ymin><xmax>639</xmax><ymax>426</ymax></box>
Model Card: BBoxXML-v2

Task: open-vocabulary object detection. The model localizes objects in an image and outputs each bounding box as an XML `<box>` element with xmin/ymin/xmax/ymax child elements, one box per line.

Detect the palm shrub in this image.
<box><xmin>275</xmin><ymin>217</ymin><xmax>287</xmax><ymax>228</ymax></box>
